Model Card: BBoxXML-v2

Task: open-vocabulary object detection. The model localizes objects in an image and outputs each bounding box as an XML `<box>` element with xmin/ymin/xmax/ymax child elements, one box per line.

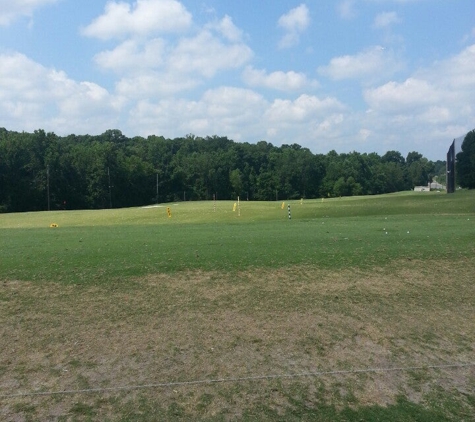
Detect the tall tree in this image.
<box><xmin>456</xmin><ymin>130</ymin><xmax>475</xmax><ymax>188</ymax></box>
<box><xmin>405</xmin><ymin>151</ymin><xmax>433</xmax><ymax>187</ymax></box>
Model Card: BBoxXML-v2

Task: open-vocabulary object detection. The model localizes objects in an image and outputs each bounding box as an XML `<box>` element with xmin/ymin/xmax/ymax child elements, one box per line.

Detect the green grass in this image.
<box><xmin>1</xmin><ymin>191</ymin><xmax>474</xmax><ymax>284</ymax></box>
<box><xmin>0</xmin><ymin>214</ymin><xmax>473</xmax><ymax>284</ymax></box>
<box><xmin>109</xmin><ymin>391</ymin><xmax>471</xmax><ymax>421</ymax></box>
<box><xmin>1</xmin><ymin>190</ymin><xmax>474</xmax><ymax>421</ymax></box>
<box><xmin>1</xmin><ymin>190</ymin><xmax>473</xmax><ymax>229</ymax></box>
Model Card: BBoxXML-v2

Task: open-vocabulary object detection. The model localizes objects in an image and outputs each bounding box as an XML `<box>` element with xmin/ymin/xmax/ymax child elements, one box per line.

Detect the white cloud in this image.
<box><xmin>373</xmin><ymin>11</ymin><xmax>401</xmax><ymax>28</ymax></box>
<box><xmin>206</xmin><ymin>15</ymin><xmax>244</xmax><ymax>43</ymax></box>
<box><xmin>426</xmin><ymin>44</ymin><xmax>475</xmax><ymax>92</ymax></box>
<box><xmin>168</xmin><ymin>30</ymin><xmax>253</xmax><ymax>78</ymax></box>
<box><xmin>263</xmin><ymin>95</ymin><xmax>347</xmax><ymax>145</ymax></box>
<box><xmin>242</xmin><ymin>66</ymin><xmax>316</xmax><ymax>91</ymax></box>
<box><xmin>116</xmin><ymin>71</ymin><xmax>199</xmax><ymax>98</ymax></box>
<box><xmin>94</xmin><ymin>37</ymin><xmax>206</xmax><ymax>97</ymax></box>
<box><xmin>99</xmin><ymin>29</ymin><xmax>252</xmax><ymax>99</ymax></box>
<box><xmin>92</xmin><ymin>16</ymin><xmax>253</xmax><ymax>98</ymax></box>
<box><xmin>0</xmin><ymin>0</ymin><xmax>59</xmax><ymax>26</ymax></box>
<box><xmin>318</xmin><ymin>46</ymin><xmax>404</xmax><ymax>81</ymax></box>
<box><xmin>278</xmin><ymin>3</ymin><xmax>310</xmax><ymax>32</ymax></box>
<box><xmin>419</xmin><ymin>106</ymin><xmax>451</xmax><ymax>124</ymax></box>
<box><xmin>128</xmin><ymin>87</ymin><xmax>267</xmax><ymax>139</ymax></box>
<box><xmin>94</xmin><ymin>38</ymin><xmax>167</xmax><ymax>72</ymax></box>
<box><xmin>0</xmin><ymin>52</ymin><xmax>122</xmax><ymax>134</ymax></box>
<box><xmin>365</xmin><ymin>44</ymin><xmax>475</xmax><ymax>113</ymax></box>
<box><xmin>364</xmin><ymin>78</ymin><xmax>438</xmax><ymax>112</ymax></box>
<box><xmin>360</xmin><ymin>43</ymin><xmax>475</xmax><ymax>157</ymax></box>
<box><xmin>127</xmin><ymin>89</ymin><xmax>348</xmax><ymax>152</ymax></box>
<box><xmin>81</xmin><ymin>0</ymin><xmax>192</xmax><ymax>40</ymax></box>
<box><xmin>265</xmin><ymin>94</ymin><xmax>345</xmax><ymax>123</ymax></box>
<box><xmin>277</xmin><ymin>4</ymin><xmax>310</xmax><ymax>48</ymax></box>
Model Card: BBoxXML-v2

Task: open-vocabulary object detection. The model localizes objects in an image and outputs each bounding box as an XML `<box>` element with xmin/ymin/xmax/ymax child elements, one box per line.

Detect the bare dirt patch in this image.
<box><xmin>1</xmin><ymin>260</ymin><xmax>474</xmax><ymax>420</ymax></box>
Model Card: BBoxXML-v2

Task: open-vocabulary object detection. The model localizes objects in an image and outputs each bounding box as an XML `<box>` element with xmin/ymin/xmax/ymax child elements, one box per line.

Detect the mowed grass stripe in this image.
<box><xmin>0</xmin><ymin>213</ymin><xmax>474</xmax><ymax>283</ymax></box>
<box><xmin>0</xmin><ymin>190</ymin><xmax>474</xmax><ymax>229</ymax></box>
<box><xmin>1</xmin><ymin>191</ymin><xmax>474</xmax><ymax>284</ymax></box>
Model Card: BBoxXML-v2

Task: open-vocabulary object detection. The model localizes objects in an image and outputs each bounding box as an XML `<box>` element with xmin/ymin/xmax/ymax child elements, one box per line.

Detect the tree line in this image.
<box><xmin>0</xmin><ymin>127</ymin><xmax>447</xmax><ymax>213</ymax></box>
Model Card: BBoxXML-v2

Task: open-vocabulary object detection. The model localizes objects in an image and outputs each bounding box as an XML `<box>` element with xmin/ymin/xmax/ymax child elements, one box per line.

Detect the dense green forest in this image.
<box><xmin>0</xmin><ymin>127</ymin><xmax>446</xmax><ymax>213</ymax></box>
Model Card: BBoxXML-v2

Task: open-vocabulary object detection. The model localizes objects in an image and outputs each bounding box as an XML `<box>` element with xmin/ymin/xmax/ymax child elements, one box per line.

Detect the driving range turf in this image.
<box><xmin>1</xmin><ymin>191</ymin><xmax>474</xmax><ymax>421</ymax></box>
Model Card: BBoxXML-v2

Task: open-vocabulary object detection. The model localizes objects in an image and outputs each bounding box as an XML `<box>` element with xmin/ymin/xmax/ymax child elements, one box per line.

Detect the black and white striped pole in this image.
<box><xmin>287</xmin><ymin>204</ymin><xmax>291</xmax><ymax>220</ymax></box>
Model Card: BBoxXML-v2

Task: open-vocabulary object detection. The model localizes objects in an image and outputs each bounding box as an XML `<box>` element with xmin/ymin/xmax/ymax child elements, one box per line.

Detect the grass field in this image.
<box><xmin>1</xmin><ymin>191</ymin><xmax>474</xmax><ymax>421</ymax></box>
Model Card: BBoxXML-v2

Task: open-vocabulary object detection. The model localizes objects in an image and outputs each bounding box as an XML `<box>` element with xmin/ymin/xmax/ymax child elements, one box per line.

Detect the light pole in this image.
<box><xmin>108</xmin><ymin>167</ymin><xmax>112</xmax><ymax>209</ymax></box>
<box><xmin>47</xmin><ymin>165</ymin><xmax>50</xmax><ymax>211</ymax></box>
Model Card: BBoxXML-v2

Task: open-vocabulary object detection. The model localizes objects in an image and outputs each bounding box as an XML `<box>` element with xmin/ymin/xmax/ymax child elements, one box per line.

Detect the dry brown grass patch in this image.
<box><xmin>1</xmin><ymin>260</ymin><xmax>474</xmax><ymax>420</ymax></box>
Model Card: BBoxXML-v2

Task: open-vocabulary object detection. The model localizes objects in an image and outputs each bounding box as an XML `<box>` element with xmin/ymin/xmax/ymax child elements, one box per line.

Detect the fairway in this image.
<box><xmin>1</xmin><ymin>191</ymin><xmax>474</xmax><ymax>421</ymax></box>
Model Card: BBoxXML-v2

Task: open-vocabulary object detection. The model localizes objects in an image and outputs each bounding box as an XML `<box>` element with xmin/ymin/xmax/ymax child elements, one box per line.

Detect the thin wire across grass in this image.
<box><xmin>1</xmin><ymin>260</ymin><xmax>474</xmax><ymax>420</ymax></box>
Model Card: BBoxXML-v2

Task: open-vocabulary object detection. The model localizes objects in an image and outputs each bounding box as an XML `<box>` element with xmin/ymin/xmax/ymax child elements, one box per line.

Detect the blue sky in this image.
<box><xmin>1</xmin><ymin>0</ymin><xmax>474</xmax><ymax>160</ymax></box>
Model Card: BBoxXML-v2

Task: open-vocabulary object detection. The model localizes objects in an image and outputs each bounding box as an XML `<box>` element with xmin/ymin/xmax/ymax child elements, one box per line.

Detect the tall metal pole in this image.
<box><xmin>156</xmin><ymin>173</ymin><xmax>159</xmax><ymax>204</ymax></box>
<box><xmin>47</xmin><ymin>165</ymin><xmax>50</xmax><ymax>211</ymax></box>
<box><xmin>108</xmin><ymin>167</ymin><xmax>112</xmax><ymax>209</ymax></box>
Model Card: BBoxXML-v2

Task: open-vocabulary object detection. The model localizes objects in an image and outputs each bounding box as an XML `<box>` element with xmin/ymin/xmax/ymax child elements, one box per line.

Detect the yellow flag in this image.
<box><xmin>233</xmin><ymin>203</ymin><xmax>237</xmax><ymax>212</ymax></box>
<box><xmin>281</xmin><ymin>202</ymin><xmax>285</xmax><ymax>209</ymax></box>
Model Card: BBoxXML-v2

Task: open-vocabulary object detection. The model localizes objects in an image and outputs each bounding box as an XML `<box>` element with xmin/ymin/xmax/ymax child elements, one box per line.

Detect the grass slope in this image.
<box><xmin>1</xmin><ymin>191</ymin><xmax>474</xmax><ymax>421</ymax></box>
